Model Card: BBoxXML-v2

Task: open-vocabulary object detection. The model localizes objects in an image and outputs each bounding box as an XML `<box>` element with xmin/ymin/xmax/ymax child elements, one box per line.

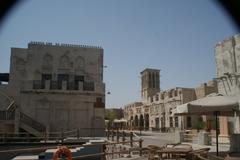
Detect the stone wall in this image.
<box><xmin>2</xmin><ymin>42</ymin><xmax>105</xmax><ymax>136</ymax></box>
<box><xmin>215</xmin><ymin>34</ymin><xmax>240</xmax><ymax>96</ymax></box>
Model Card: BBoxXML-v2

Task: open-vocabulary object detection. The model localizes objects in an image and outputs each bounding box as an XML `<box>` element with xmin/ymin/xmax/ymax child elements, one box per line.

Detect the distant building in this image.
<box><xmin>141</xmin><ymin>68</ymin><xmax>160</xmax><ymax>103</ymax></box>
<box><xmin>123</xmin><ymin>68</ymin><xmax>218</xmax><ymax>131</ymax></box>
<box><xmin>105</xmin><ymin>108</ymin><xmax>124</xmax><ymax>120</ymax></box>
<box><xmin>0</xmin><ymin>42</ymin><xmax>105</xmax><ymax>137</ymax></box>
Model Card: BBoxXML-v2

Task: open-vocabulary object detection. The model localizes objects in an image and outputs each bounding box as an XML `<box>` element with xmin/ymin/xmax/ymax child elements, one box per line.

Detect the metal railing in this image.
<box><xmin>182</xmin><ymin>131</ymin><xmax>198</xmax><ymax>143</ymax></box>
<box><xmin>19</xmin><ymin>112</ymin><xmax>46</xmax><ymax>133</ymax></box>
<box><xmin>105</xmin><ymin>129</ymin><xmax>143</xmax><ymax>157</ymax></box>
<box><xmin>0</xmin><ymin>128</ymin><xmax>105</xmax><ymax>143</ymax></box>
<box><xmin>0</xmin><ymin>138</ymin><xmax>146</xmax><ymax>160</ymax></box>
<box><xmin>0</xmin><ymin>110</ymin><xmax>15</xmax><ymax>120</ymax></box>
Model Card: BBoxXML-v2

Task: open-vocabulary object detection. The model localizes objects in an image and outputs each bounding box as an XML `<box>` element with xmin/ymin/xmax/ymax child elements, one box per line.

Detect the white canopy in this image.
<box><xmin>173</xmin><ymin>93</ymin><xmax>240</xmax><ymax>156</ymax></box>
<box><xmin>113</xmin><ymin>118</ymin><xmax>127</xmax><ymax>123</ymax></box>
<box><xmin>174</xmin><ymin>94</ymin><xmax>239</xmax><ymax>116</ymax></box>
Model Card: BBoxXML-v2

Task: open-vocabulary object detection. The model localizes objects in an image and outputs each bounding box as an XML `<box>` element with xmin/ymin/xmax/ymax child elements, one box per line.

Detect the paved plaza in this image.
<box><xmin>137</xmin><ymin>131</ymin><xmax>230</xmax><ymax>153</ymax></box>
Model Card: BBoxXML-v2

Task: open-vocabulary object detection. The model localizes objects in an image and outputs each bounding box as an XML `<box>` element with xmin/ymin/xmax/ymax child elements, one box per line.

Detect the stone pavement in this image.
<box><xmin>114</xmin><ymin>130</ymin><xmax>232</xmax><ymax>160</ymax></box>
<box><xmin>136</xmin><ymin>131</ymin><xmax>230</xmax><ymax>153</ymax></box>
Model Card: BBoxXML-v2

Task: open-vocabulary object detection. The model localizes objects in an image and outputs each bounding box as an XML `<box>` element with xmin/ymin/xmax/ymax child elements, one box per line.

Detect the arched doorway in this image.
<box><xmin>130</xmin><ymin>116</ymin><xmax>133</xmax><ymax>129</ymax></box>
<box><xmin>140</xmin><ymin>114</ymin><xmax>144</xmax><ymax>129</ymax></box>
<box><xmin>155</xmin><ymin>117</ymin><xmax>159</xmax><ymax>129</ymax></box>
<box><xmin>145</xmin><ymin>114</ymin><xmax>149</xmax><ymax>130</ymax></box>
<box><xmin>134</xmin><ymin>115</ymin><xmax>139</xmax><ymax>129</ymax></box>
<box><xmin>160</xmin><ymin>116</ymin><xmax>165</xmax><ymax>132</ymax></box>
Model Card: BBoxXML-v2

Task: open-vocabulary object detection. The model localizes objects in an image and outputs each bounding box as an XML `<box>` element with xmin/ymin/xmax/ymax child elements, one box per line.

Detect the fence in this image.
<box><xmin>0</xmin><ymin>128</ymin><xmax>105</xmax><ymax>143</ymax></box>
<box><xmin>105</xmin><ymin>129</ymin><xmax>144</xmax><ymax>158</ymax></box>
<box><xmin>182</xmin><ymin>130</ymin><xmax>198</xmax><ymax>143</ymax></box>
<box><xmin>0</xmin><ymin>129</ymin><xmax>146</xmax><ymax>160</ymax></box>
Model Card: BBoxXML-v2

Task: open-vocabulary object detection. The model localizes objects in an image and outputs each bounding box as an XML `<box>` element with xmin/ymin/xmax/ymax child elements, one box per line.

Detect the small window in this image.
<box><xmin>168</xmin><ymin>91</ymin><xmax>172</xmax><ymax>98</ymax></box>
<box><xmin>174</xmin><ymin>90</ymin><xmax>178</xmax><ymax>96</ymax></box>
<box><xmin>58</xmin><ymin>74</ymin><xmax>69</xmax><ymax>82</ymax></box>
<box><xmin>74</xmin><ymin>75</ymin><xmax>84</xmax><ymax>90</ymax></box>
<box><xmin>170</xmin><ymin>117</ymin><xmax>173</xmax><ymax>127</ymax></box>
<box><xmin>187</xmin><ymin>116</ymin><xmax>192</xmax><ymax>128</ymax></box>
<box><xmin>83</xmin><ymin>82</ymin><xmax>94</xmax><ymax>91</ymax></box>
<box><xmin>150</xmin><ymin>97</ymin><xmax>153</xmax><ymax>102</ymax></box>
<box><xmin>155</xmin><ymin>95</ymin><xmax>159</xmax><ymax>101</ymax></box>
<box><xmin>161</xmin><ymin>94</ymin><xmax>164</xmax><ymax>100</ymax></box>
<box><xmin>96</xmin><ymin>97</ymin><xmax>102</xmax><ymax>102</ymax></box>
<box><xmin>42</xmin><ymin>74</ymin><xmax>52</xmax><ymax>81</ymax></box>
<box><xmin>174</xmin><ymin>117</ymin><xmax>178</xmax><ymax>127</ymax></box>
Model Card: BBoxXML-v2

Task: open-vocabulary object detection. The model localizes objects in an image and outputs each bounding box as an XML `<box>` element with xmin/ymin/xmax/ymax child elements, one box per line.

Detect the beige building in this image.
<box><xmin>123</xmin><ymin>68</ymin><xmax>218</xmax><ymax>131</ymax></box>
<box><xmin>214</xmin><ymin>34</ymin><xmax>240</xmax><ymax>140</ymax></box>
<box><xmin>0</xmin><ymin>42</ymin><xmax>105</xmax><ymax>137</ymax></box>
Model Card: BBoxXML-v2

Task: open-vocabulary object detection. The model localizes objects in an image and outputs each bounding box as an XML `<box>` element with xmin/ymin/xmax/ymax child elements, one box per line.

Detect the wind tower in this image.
<box><xmin>140</xmin><ymin>68</ymin><xmax>160</xmax><ymax>103</ymax></box>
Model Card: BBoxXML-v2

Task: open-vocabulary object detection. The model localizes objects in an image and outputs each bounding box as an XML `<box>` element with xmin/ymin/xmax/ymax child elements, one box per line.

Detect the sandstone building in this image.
<box><xmin>214</xmin><ymin>34</ymin><xmax>240</xmax><ymax>140</ymax></box>
<box><xmin>0</xmin><ymin>42</ymin><xmax>105</xmax><ymax>137</ymax></box>
<box><xmin>123</xmin><ymin>68</ymin><xmax>218</xmax><ymax>131</ymax></box>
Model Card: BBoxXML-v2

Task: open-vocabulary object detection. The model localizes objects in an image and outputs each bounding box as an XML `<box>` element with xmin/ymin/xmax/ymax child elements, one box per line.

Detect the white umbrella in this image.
<box><xmin>113</xmin><ymin>118</ymin><xmax>127</xmax><ymax>123</ymax></box>
<box><xmin>175</xmin><ymin>94</ymin><xmax>239</xmax><ymax>116</ymax></box>
<box><xmin>174</xmin><ymin>93</ymin><xmax>240</xmax><ymax>156</ymax></box>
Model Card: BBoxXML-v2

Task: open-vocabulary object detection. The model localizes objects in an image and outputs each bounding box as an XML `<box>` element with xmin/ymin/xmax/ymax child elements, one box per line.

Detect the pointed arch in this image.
<box><xmin>59</xmin><ymin>54</ymin><xmax>70</xmax><ymax>68</ymax></box>
<box><xmin>42</xmin><ymin>53</ymin><xmax>53</xmax><ymax>71</ymax></box>
<box><xmin>75</xmin><ymin>56</ymin><xmax>85</xmax><ymax>70</ymax></box>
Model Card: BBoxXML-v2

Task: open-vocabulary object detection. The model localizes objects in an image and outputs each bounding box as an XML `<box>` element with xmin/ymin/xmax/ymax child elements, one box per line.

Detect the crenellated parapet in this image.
<box><xmin>28</xmin><ymin>41</ymin><xmax>103</xmax><ymax>49</ymax></box>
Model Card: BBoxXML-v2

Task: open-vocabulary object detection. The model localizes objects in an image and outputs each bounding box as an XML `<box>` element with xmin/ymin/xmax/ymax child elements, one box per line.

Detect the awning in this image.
<box><xmin>174</xmin><ymin>94</ymin><xmax>239</xmax><ymax>116</ymax></box>
<box><xmin>113</xmin><ymin>118</ymin><xmax>127</xmax><ymax>123</ymax></box>
<box><xmin>173</xmin><ymin>93</ymin><xmax>240</xmax><ymax>156</ymax></box>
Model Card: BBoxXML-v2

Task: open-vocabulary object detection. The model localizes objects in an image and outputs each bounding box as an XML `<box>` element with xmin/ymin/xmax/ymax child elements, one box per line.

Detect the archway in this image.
<box><xmin>140</xmin><ymin>114</ymin><xmax>144</xmax><ymax>129</ymax></box>
<box><xmin>144</xmin><ymin>114</ymin><xmax>149</xmax><ymax>130</ymax></box>
<box><xmin>130</xmin><ymin>116</ymin><xmax>133</xmax><ymax>129</ymax></box>
<box><xmin>134</xmin><ymin>115</ymin><xmax>139</xmax><ymax>129</ymax></box>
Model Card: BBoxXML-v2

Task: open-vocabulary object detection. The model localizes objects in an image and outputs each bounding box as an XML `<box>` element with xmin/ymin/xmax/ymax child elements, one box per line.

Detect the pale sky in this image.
<box><xmin>0</xmin><ymin>0</ymin><xmax>238</xmax><ymax>108</ymax></box>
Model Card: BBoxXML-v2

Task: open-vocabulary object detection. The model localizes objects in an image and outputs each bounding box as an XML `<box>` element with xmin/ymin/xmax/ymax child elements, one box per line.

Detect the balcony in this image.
<box><xmin>20</xmin><ymin>80</ymin><xmax>106</xmax><ymax>94</ymax></box>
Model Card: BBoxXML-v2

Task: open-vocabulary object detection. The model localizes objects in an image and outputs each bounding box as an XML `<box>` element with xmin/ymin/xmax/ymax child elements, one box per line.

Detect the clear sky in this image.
<box><xmin>0</xmin><ymin>0</ymin><xmax>238</xmax><ymax>108</ymax></box>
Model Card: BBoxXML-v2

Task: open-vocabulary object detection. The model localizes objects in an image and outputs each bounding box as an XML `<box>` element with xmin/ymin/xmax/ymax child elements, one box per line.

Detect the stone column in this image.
<box><xmin>78</xmin><ymin>81</ymin><xmax>83</xmax><ymax>91</ymax></box>
<box><xmin>234</xmin><ymin>112</ymin><xmax>240</xmax><ymax>133</ymax></box>
<box><xmin>45</xmin><ymin>80</ymin><xmax>50</xmax><ymax>90</ymax></box>
<box><xmin>62</xmin><ymin>81</ymin><xmax>67</xmax><ymax>90</ymax></box>
<box><xmin>219</xmin><ymin>116</ymin><xmax>229</xmax><ymax>135</ymax></box>
<box><xmin>219</xmin><ymin>116</ymin><xmax>229</xmax><ymax>143</ymax></box>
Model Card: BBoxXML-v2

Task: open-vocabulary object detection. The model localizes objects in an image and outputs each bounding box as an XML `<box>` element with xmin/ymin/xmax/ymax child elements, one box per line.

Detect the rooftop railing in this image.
<box><xmin>28</xmin><ymin>41</ymin><xmax>103</xmax><ymax>49</ymax></box>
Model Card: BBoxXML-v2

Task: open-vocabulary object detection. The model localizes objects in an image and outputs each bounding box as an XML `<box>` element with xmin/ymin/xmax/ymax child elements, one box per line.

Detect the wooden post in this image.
<box><xmin>214</xmin><ymin>111</ymin><xmax>219</xmax><ymax>156</ymax></box>
<box><xmin>3</xmin><ymin>132</ymin><xmax>6</xmax><ymax>143</ymax></box>
<box><xmin>102</xmin><ymin>144</ymin><xmax>106</xmax><ymax>160</ymax></box>
<box><xmin>111</xmin><ymin>130</ymin><xmax>114</xmax><ymax>141</ymax></box>
<box><xmin>117</xmin><ymin>129</ymin><xmax>119</xmax><ymax>142</ymax></box>
<box><xmin>61</xmin><ymin>129</ymin><xmax>63</xmax><ymax>143</ymax></box>
<box><xmin>77</xmin><ymin>129</ymin><xmax>80</xmax><ymax>140</ymax></box>
<box><xmin>122</xmin><ymin>131</ymin><xmax>125</xmax><ymax>143</ymax></box>
<box><xmin>107</xmin><ymin>129</ymin><xmax>110</xmax><ymax>140</ymax></box>
<box><xmin>139</xmin><ymin>139</ymin><xmax>143</xmax><ymax>156</ymax></box>
<box><xmin>27</xmin><ymin>133</ymin><xmax>30</xmax><ymax>142</ymax></box>
<box><xmin>44</xmin><ymin>131</ymin><xmax>47</xmax><ymax>143</ymax></box>
<box><xmin>130</xmin><ymin>132</ymin><xmax>133</xmax><ymax>147</ymax></box>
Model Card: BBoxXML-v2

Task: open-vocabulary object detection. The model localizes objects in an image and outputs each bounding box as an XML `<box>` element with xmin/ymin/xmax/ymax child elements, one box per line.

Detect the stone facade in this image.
<box><xmin>123</xmin><ymin>68</ymin><xmax>218</xmax><ymax>131</ymax></box>
<box><xmin>214</xmin><ymin>34</ymin><xmax>240</xmax><ymax>139</ymax></box>
<box><xmin>141</xmin><ymin>69</ymin><xmax>160</xmax><ymax>103</ymax></box>
<box><xmin>0</xmin><ymin>42</ymin><xmax>105</xmax><ymax>136</ymax></box>
<box><xmin>215</xmin><ymin>34</ymin><xmax>240</xmax><ymax>96</ymax></box>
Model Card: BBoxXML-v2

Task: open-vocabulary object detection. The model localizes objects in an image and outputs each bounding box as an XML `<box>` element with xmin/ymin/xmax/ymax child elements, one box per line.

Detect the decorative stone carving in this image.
<box><xmin>59</xmin><ymin>54</ymin><xmax>71</xmax><ymax>68</ymax></box>
<box><xmin>75</xmin><ymin>56</ymin><xmax>85</xmax><ymax>70</ymax></box>
<box><xmin>42</xmin><ymin>53</ymin><xmax>53</xmax><ymax>71</ymax></box>
<box><xmin>14</xmin><ymin>56</ymin><xmax>27</xmax><ymax>76</ymax></box>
